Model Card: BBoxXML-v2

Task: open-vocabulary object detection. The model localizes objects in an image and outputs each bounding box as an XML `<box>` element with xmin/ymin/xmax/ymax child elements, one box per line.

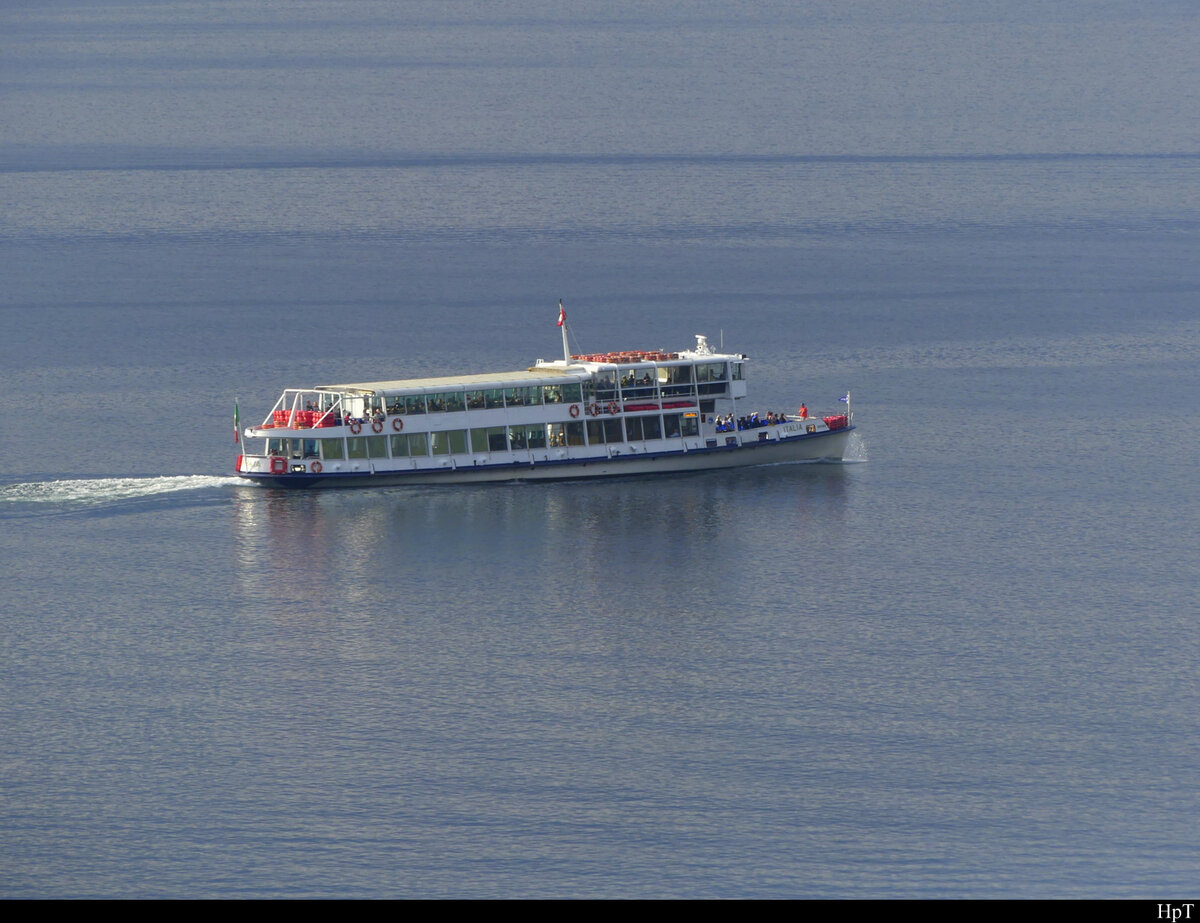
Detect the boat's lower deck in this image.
<box><xmin>236</xmin><ymin>423</ymin><xmax>854</xmax><ymax>488</ymax></box>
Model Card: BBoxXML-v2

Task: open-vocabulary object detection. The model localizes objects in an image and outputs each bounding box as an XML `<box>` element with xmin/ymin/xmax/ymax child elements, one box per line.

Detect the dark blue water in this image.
<box><xmin>2</xmin><ymin>0</ymin><xmax>1198</xmax><ymax>898</ymax></box>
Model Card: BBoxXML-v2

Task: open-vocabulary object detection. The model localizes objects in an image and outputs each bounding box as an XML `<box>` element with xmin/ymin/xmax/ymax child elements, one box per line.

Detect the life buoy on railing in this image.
<box><xmin>608</xmin><ymin>401</ymin><xmax>619</xmax><ymax>415</ymax></box>
<box><xmin>311</xmin><ymin>460</ymin><xmax>323</xmax><ymax>474</ymax></box>
<box><xmin>569</xmin><ymin>403</ymin><xmax>580</xmax><ymax>418</ymax></box>
<box><xmin>392</xmin><ymin>417</ymin><xmax>404</xmax><ymax>432</ymax></box>
<box><xmin>270</xmin><ymin>456</ymin><xmax>286</xmax><ymax>474</ymax></box>
<box><xmin>589</xmin><ymin>403</ymin><xmax>600</xmax><ymax>417</ymax></box>
<box><xmin>349</xmin><ymin>420</ymin><xmax>362</xmax><ymax>434</ymax></box>
<box><xmin>372</xmin><ymin>420</ymin><xmax>383</xmax><ymax>433</ymax></box>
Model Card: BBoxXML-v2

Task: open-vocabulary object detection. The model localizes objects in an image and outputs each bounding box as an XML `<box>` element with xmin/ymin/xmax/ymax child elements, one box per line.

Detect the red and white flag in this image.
<box><xmin>556</xmin><ymin>301</ymin><xmax>566</xmax><ymax>327</ymax></box>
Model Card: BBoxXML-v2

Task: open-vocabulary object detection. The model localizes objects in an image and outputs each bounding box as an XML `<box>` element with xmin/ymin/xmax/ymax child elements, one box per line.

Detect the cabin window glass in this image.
<box><xmin>302</xmin><ymin>439</ymin><xmax>319</xmax><ymax>458</ymax></box>
<box><xmin>366</xmin><ymin>436</ymin><xmax>388</xmax><ymax>458</ymax></box>
<box><xmin>504</xmin><ymin>385</ymin><xmax>542</xmax><ymax>407</ymax></box>
<box><xmin>565</xmin><ymin>421</ymin><xmax>585</xmax><ymax>446</ymax></box>
<box><xmin>425</xmin><ymin>393</ymin><xmax>446</xmax><ymax>413</ymax></box>
<box><xmin>586</xmin><ymin>420</ymin><xmax>606</xmax><ymax>444</ymax></box>
<box><xmin>620</xmin><ymin>370</ymin><xmax>656</xmax><ymax>399</ymax></box>
<box><xmin>642</xmin><ymin>416</ymin><xmax>662</xmax><ymax>440</ymax></box>
<box><xmin>445</xmin><ymin>392</ymin><xmax>465</xmax><ymax>413</ymax></box>
<box><xmin>526</xmin><ymin>424</ymin><xmax>546</xmax><ymax>450</ymax></box>
<box><xmin>663</xmin><ymin>414</ymin><xmax>682</xmax><ymax>439</ymax></box>
<box><xmin>471</xmin><ymin>427</ymin><xmax>508</xmax><ymax>453</ymax></box>
<box><xmin>562</xmin><ymin>383</ymin><xmax>583</xmax><ymax>403</ymax></box>
<box><xmin>405</xmin><ymin>395</ymin><xmax>426</xmax><ymax>415</ymax></box>
<box><xmin>604</xmin><ymin>419</ymin><xmax>624</xmax><ymax>443</ymax></box>
<box><xmin>389</xmin><ymin>434</ymin><xmax>409</xmax><ymax>457</ymax></box>
<box><xmin>508</xmin><ymin>426</ymin><xmax>527</xmax><ymax>450</ymax></box>
<box><xmin>625</xmin><ymin>417</ymin><xmax>643</xmax><ymax>441</ymax></box>
<box><xmin>346</xmin><ymin>437</ymin><xmax>368</xmax><ymax>459</ymax></box>
<box><xmin>464</xmin><ymin>390</ymin><xmax>485</xmax><ymax>410</ymax></box>
<box><xmin>681</xmin><ymin>415</ymin><xmax>699</xmax><ymax>437</ymax></box>
<box><xmin>594</xmin><ymin>371</ymin><xmax>617</xmax><ymax>402</ymax></box>
<box><xmin>268</xmin><ymin>438</ymin><xmax>286</xmax><ymax>455</ymax></box>
<box><xmin>542</xmin><ymin>385</ymin><xmax>563</xmax><ymax>404</ymax></box>
<box><xmin>430</xmin><ymin>432</ymin><xmax>448</xmax><ymax>455</ymax></box>
<box><xmin>321</xmin><ymin>438</ymin><xmax>345</xmax><ymax>460</ymax></box>
<box><xmin>386</xmin><ymin>396</ymin><xmax>405</xmax><ymax>415</ymax></box>
<box><xmin>447</xmin><ymin>430</ymin><xmax>468</xmax><ymax>454</ymax></box>
<box><xmin>484</xmin><ymin>388</ymin><xmax>505</xmax><ymax>409</ymax></box>
<box><xmin>547</xmin><ymin>423</ymin><xmax>565</xmax><ymax>447</ymax></box>
<box><xmin>407</xmin><ymin>433</ymin><xmax>428</xmax><ymax>456</ymax></box>
<box><xmin>732</xmin><ymin>362</ymin><xmax>744</xmax><ymax>381</ymax></box>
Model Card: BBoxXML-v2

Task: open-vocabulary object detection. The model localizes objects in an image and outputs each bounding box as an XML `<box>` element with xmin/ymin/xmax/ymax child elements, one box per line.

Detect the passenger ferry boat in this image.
<box><xmin>235</xmin><ymin>312</ymin><xmax>855</xmax><ymax>488</ymax></box>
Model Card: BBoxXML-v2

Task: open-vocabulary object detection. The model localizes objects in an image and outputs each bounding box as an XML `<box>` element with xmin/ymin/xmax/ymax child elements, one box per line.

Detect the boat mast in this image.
<box><xmin>558</xmin><ymin>299</ymin><xmax>570</xmax><ymax>363</ymax></box>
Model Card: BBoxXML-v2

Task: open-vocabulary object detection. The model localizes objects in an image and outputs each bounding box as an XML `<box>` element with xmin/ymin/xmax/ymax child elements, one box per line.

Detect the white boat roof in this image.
<box><xmin>317</xmin><ymin>366</ymin><xmax>589</xmax><ymax>395</ymax></box>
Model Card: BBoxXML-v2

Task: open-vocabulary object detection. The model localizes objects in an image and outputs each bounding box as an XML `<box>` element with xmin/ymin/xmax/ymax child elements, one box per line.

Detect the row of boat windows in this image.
<box><xmin>310</xmin><ymin>364</ymin><xmax>740</xmax><ymax>416</ymax></box>
<box><xmin>380</xmin><ymin>383</ymin><xmax>585</xmax><ymax>415</ymax></box>
<box><xmin>269</xmin><ymin>414</ymin><xmax>702</xmax><ymax>460</ymax></box>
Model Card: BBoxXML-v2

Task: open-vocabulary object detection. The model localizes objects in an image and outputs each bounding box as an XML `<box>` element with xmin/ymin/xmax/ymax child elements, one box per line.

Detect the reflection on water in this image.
<box><xmin>229</xmin><ymin>466</ymin><xmax>855</xmax><ymax>611</ymax></box>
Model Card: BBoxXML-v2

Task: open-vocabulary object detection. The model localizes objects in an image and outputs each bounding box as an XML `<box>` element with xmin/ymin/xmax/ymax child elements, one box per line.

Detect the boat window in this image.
<box><xmin>603</xmin><ymin>419</ymin><xmax>624</xmax><ymax>443</ymax></box>
<box><xmin>366</xmin><ymin>436</ymin><xmax>388</xmax><ymax>459</ymax></box>
<box><xmin>660</xmin><ymin>364</ymin><xmax>694</xmax><ymax>398</ymax></box>
<box><xmin>641</xmin><ymin>415</ymin><xmax>662</xmax><ymax>440</ymax></box>
<box><xmin>565</xmin><ymin>421</ymin><xmax>585</xmax><ymax>446</ymax></box>
<box><xmin>405</xmin><ymin>395</ymin><xmax>427</xmax><ymax>415</ymax></box>
<box><xmin>321</xmin><ymin>438</ymin><xmax>345</xmax><ymax>460</ymax></box>
<box><xmin>562</xmin><ymin>383</ymin><xmax>583</xmax><ymax>403</ymax></box>
<box><xmin>268</xmin><ymin>438</ymin><xmax>286</xmax><ymax>455</ymax></box>
<box><xmin>542</xmin><ymin>385</ymin><xmax>563</xmax><ymax>404</ymax></box>
<box><xmin>626</xmin><ymin>417</ymin><xmax>643</xmax><ymax>440</ymax></box>
<box><xmin>464</xmin><ymin>390</ymin><xmax>486</xmax><ymax>410</ymax></box>
<box><xmin>471</xmin><ymin>427</ymin><xmax>508</xmax><ymax>453</ymax></box>
<box><xmin>386</xmin><ymin>396</ymin><xmax>405</xmax><ymax>415</ymax></box>
<box><xmin>484</xmin><ymin>388</ymin><xmax>505</xmax><ymax>409</ymax></box>
<box><xmin>695</xmin><ymin>362</ymin><xmax>727</xmax><ymax>383</ymax></box>
<box><xmin>663</xmin><ymin>414</ymin><xmax>682</xmax><ymax>439</ymax></box>
<box><xmin>681</xmin><ymin>415</ymin><xmax>699</xmax><ymax>437</ymax></box>
<box><xmin>594</xmin><ymin>370</ymin><xmax>617</xmax><ymax>402</ymax></box>
<box><xmin>407</xmin><ymin>433</ymin><xmax>428</xmax><ymax>456</ymax></box>
<box><xmin>449</xmin><ymin>430</ymin><xmax>468</xmax><ymax>453</ymax></box>
<box><xmin>504</xmin><ymin>385</ymin><xmax>542</xmax><ymax>407</ymax></box>
<box><xmin>526</xmin><ymin>424</ymin><xmax>546</xmax><ymax>450</ymax></box>
<box><xmin>426</xmin><ymin>392</ymin><xmax>463</xmax><ymax>413</ymax></box>
<box><xmin>346</xmin><ymin>437</ymin><xmax>368</xmax><ymax>459</ymax></box>
<box><xmin>731</xmin><ymin>362</ymin><xmax>744</xmax><ymax>381</ymax></box>
<box><xmin>508</xmin><ymin>425</ymin><xmax>527</xmax><ymax>450</ymax></box>
<box><xmin>547</xmin><ymin>423</ymin><xmax>566</xmax><ymax>447</ymax></box>
<box><xmin>586</xmin><ymin>420</ymin><xmax>606</xmax><ymax>444</ymax></box>
<box><xmin>389</xmin><ymin>434</ymin><xmax>408</xmax><ymax>457</ymax></box>
<box><xmin>302</xmin><ymin>439</ymin><xmax>319</xmax><ymax>458</ymax></box>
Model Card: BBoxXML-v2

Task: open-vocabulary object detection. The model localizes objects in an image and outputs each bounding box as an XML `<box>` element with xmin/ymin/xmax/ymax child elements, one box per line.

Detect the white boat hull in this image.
<box><xmin>237</xmin><ymin>424</ymin><xmax>855</xmax><ymax>489</ymax></box>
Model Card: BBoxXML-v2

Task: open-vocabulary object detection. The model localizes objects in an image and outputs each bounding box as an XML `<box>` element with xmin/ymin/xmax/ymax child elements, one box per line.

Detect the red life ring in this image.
<box><xmin>569</xmin><ymin>403</ymin><xmax>580</xmax><ymax>418</ymax></box>
<box><xmin>270</xmin><ymin>456</ymin><xmax>286</xmax><ymax>474</ymax></box>
<box><xmin>349</xmin><ymin>420</ymin><xmax>362</xmax><ymax>434</ymax></box>
<box><xmin>608</xmin><ymin>401</ymin><xmax>619</xmax><ymax>415</ymax></box>
<box><xmin>311</xmin><ymin>460</ymin><xmax>323</xmax><ymax>474</ymax></box>
<box><xmin>372</xmin><ymin>420</ymin><xmax>383</xmax><ymax>433</ymax></box>
<box><xmin>392</xmin><ymin>417</ymin><xmax>404</xmax><ymax>432</ymax></box>
<box><xmin>589</xmin><ymin>403</ymin><xmax>600</xmax><ymax>416</ymax></box>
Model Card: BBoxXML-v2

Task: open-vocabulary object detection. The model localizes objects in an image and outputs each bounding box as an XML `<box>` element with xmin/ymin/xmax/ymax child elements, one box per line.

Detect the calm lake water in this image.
<box><xmin>1</xmin><ymin>0</ymin><xmax>1197</xmax><ymax>898</ymax></box>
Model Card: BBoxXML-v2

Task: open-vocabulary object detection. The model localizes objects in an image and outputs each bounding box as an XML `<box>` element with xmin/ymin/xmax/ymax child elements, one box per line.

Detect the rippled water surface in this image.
<box><xmin>2</xmin><ymin>0</ymin><xmax>1198</xmax><ymax>898</ymax></box>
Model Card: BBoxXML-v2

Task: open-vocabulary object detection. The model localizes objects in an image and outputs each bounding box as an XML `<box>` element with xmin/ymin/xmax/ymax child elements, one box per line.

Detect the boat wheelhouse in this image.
<box><xmin>235</xmin><ymin>331</ymin><xmax>854</xmax><ymax>488</ymax></box>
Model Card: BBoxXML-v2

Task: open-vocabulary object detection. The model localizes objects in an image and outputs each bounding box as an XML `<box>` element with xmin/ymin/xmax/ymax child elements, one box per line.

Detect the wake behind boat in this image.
<box><xmin>235</xmin><ymin>305</ymin><xmax>855</xmax><ymax>488</ymax></box>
